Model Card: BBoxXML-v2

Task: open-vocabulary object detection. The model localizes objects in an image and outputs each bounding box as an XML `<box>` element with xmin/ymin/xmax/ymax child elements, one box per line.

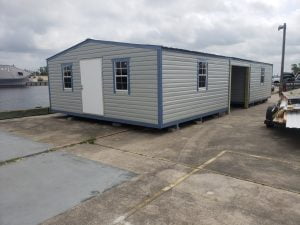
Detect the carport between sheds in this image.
<box><xmin>230</xmin><ymin>65</ymin><xmax>250</xmax><ymax>109</ymax></box>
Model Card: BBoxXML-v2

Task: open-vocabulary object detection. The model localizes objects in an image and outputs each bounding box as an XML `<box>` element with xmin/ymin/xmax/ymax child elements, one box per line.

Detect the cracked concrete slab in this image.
<box><xmin>0</xmin><ymin>114</ymin><xmax>129</xmax><ymax>146</ymax></box>
<box><xmin>41</xmin><ymin>163</ymin><xmax>192</xmax><ymax>225</ymax></box>
<box><xmin>0</xmin><ymin>151</ymin><xmax>134</xmax><ymax>225</ymax></box>
<box><xmin>1</xmin><ymin>94</ymin><xmax>300</xmax><ymax>225</ymax></box>
<box><xmin>124</xmin><ymin>172</ymin><xmax>300</xmax><ymax>225</ymax></box>
<box><xmin>62</xmin><ymin>143</ymin><xmax>184</xmax><ymax>174</ymax></box>
<box><xmin>206</xmin><ymin>151</ymin><xmax>300</xmax><ymax>193</ymax></box>
<box><xmin>0</xmin><ymin>130</ymin><xmax>52</xmax><ymax>162</ymax></box>
<box><xmin>95</xmin><ymin>125</ymin><xmax>226</xmax><ymax>167</ymax></box>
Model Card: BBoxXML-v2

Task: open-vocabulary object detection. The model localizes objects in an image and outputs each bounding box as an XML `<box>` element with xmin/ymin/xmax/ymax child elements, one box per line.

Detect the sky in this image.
<box><xmin>0</xmin><ymin>0</ymin><xmax>299</xmax><ymax>74</ymax></box>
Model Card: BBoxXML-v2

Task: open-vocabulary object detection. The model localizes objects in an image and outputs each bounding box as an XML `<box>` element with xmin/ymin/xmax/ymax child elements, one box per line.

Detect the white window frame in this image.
<box><xmin>113</xmin><ymin>58</ymin><xmax>130</xmax><ymax>93</ymax></box>
<box><xmin>62</xmin><ymin>63</ymin><xmax>73</xmax><ymax>90</ymax></box>
<box><xmin>261</xmin><ymin>67</ymin><xmax>265</xmax><ymax>85</ymax></box>
<box><xmin>197</xmin><ymin>60</ymin><xmax>208</xmax><ymax>91</ymax></box>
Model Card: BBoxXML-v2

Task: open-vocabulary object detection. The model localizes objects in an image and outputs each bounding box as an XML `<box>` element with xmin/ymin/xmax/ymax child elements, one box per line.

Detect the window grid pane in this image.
<box><xmin>62</xmin><ymin>64</ymin><xmax>72</xmax><ymax>89</ymax></box>
<box><xmin>261</xmin><ymin>68</ymin><xmax>265</xmax><ymax>83</ymax></box>
<box><xmin>114</xmin><ymin>60</ymin><xmax>128</xmax><ymax>91</ymax></box>
<box><xmin>198</xmin><ymin>61</ymin><xmax>207</xmax><ymax>88</ymax></box>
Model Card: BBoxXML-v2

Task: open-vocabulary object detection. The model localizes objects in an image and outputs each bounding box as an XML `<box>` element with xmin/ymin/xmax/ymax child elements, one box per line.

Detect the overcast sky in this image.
<box><xmin>0</xmin><ymin>0</ymin><xmax>299</xmax><ymax>74</ymax></box>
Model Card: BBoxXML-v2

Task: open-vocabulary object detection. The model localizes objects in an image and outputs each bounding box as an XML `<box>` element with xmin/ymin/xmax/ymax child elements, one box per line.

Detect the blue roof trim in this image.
<box><xmin>47</xmin><ymin>39</ymin><xmax>90</xmax><ymax>61</ymax></box>
<box><xmin>157</xmin><ymin>47</ymin><xmax>163</xmax><ymax>128</ymax></box>
<box><xmin>51</xmin><ymin>109</ymin><xmax>160</xmax><ymax>129</ymax></box>
<box><xmin>47</xmin><ymin>38</ymin><xmax>272</xmax><ymax>66</ymax></box>
<box><xmin>46</xmin><ymin>60</ymin><xmax>52</xmax><ymax>109</ymax></box>
<box><xmin>162</xmin><ymin>47</ymin><xmax>272</xmax><ymax>66</ymax></box>
<box><xmin>47</xmin><ymin>38</ymin><xmax>161</xmax><ymax>61</ymax></box>
<box><xmin>229</xmin><ymin>57</ymin><xmax>273</xmax><ymax>66</ymax></box>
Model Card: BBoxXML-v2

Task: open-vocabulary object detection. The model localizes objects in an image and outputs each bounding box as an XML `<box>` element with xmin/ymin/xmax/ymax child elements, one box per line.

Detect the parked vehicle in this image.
<box><xmin>272</xmin><ymin>75</ymin><xmax>280</xmax><ymax>84</ymax></box>
<box><xmin>272</xmin><ymin>73</ymin><xmax>295</xmax><ymax>85</ymax></box>
<box><xmin>283</xmin><ymin>73</ymin><xmax>295</xmax><ymax>82</ymax></box>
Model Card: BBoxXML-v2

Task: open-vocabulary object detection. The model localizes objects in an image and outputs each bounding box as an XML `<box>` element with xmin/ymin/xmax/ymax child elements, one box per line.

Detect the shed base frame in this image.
<box><xmin>51</xmin><ymin>107</ymin><xmax>228</xmax><ymax>129</ymax></box>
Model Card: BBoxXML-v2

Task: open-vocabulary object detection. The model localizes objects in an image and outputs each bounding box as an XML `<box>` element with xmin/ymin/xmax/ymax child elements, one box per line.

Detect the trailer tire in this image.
<box><xmin>265</xmin><ymin>106</ymin><xmax>275</xmax><ymax>128</ymax></box>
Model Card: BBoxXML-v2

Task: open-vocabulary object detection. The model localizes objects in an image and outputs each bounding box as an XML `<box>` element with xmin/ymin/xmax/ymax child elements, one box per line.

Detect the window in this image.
<box><xmin>261</xmin><ymin>68</ymin><xmax>265</xmax><ymax>84</ymax></box>
<box><xmin>198</xmin><ymin>61</ymin><xmax>208</xmax><ymax>89</ymax></box>
<box><xmin>62</xmin><ymin>63</ymin><xmax>73</xmax><ymax>89</ymax></box>
<box><xmin>113</xmin><ymin>59</ymin><xmax>129</xmax><ymax>92</ymax></box>
<box><xmin>18</xmin><ymin>72</ymin><xmax>23</xmax><ymax>76</ymax></box>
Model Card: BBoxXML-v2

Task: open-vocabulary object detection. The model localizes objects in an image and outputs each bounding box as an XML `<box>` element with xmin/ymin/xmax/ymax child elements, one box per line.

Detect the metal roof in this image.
<box><xmin>47</xmin><ymin>38</ymin><xmax>273</xmax><ymax>66</ymax></box>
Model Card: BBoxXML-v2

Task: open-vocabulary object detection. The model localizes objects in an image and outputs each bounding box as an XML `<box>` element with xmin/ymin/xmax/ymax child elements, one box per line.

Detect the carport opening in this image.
<box><xmin>230</xmin><ymin>66</ymin><xmax>250</xmax><ymax>109</ymax></box>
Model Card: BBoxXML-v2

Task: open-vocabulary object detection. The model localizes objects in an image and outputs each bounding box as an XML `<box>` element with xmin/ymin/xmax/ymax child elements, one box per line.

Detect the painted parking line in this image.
<box><xmin>206</xmin><ymin>151</ymin><xmax>300</xmax><ymax>194</ymax></box>
<box><xmin>112</xmin><ymin>150</ymin><xmax>227</xmax><ymax>224</ymax></box>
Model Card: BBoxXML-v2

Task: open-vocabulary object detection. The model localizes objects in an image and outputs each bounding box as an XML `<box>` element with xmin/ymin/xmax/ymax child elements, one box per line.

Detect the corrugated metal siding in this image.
<box><xmin>162</xmin><ymin>50</ymin><xmax>229</xmax><ymax>124</ymax></box>
<box><xmin>231</xmin><ymin>66</ymin><xmax>246</xmax><ymax>104</ymax></box>
<box><xmin>249</xmin><ymin>63</ymin><xmax>272</xmax><ymax>103</ymax></box>
<box><xmin>48</xmin><ymin>42</ymin><xmax>158</xmax><ymax>124</ymax></box>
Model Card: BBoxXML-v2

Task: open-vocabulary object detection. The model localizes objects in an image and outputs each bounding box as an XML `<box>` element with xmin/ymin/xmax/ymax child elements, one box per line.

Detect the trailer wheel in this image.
<box><xmin>265</xmin><ymin>106</ymin><xmax>275</xmax><ymax>128</ymax></box>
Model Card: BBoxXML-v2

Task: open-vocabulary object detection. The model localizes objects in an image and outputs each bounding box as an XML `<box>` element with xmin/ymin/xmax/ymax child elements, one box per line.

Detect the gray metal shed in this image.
<box><xmin>47</xmin><ymin>39</ymin><xmax>272</xmax><ymax>128</ymax></box>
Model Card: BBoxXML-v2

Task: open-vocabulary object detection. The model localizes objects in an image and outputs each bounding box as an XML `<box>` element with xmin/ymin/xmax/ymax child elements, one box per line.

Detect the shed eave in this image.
<box><xmin>47</xmin><ymin>38</ymin><xmax>162</xmax><ymax>61</ymax></box>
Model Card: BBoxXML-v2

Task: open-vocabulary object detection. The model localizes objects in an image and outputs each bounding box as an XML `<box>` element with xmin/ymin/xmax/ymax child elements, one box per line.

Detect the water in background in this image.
<box><xmin>0</xmin><ymin>86</ymin><xmax>49</xmax><ymax>112</ymax></box>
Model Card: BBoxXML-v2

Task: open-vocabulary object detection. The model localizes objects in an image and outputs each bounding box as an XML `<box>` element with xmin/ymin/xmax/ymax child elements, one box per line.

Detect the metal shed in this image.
<box><xmin>47</xmin><ymin>39</ymin><xmax>272</xmax><ymax>128</ymax></box>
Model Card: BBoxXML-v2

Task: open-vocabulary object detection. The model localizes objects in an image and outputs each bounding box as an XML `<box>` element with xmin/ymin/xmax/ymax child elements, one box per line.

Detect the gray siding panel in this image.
<box><xmin>249</xmin><ymin>63</ymin><xmax>272</xmax><ymax>102</ymax></box>
<box><xmin>230</xmin><ymin>59</ymin><xmax>272</xmax><ymax>103</ymax></box>
<box><xmin>162</xmin><ymin>50</ymin><xmax>229</xmax><ymax>124</ymax></box>
<box><xmin>48</xmin><ymin>42</ymin><xmax>158</xmax><ymax>125</ymax></box>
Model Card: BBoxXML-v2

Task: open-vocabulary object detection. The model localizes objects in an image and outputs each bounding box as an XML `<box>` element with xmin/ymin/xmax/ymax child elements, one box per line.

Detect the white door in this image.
<box><xmin>80</xmin><ymin>58</ymin><xmax>104</xmax><ymax>115</ymax></box>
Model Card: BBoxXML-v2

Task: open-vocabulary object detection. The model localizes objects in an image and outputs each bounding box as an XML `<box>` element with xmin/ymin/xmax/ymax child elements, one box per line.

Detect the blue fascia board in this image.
<box><xmin>47</xmin><ymin>38</ymin><xmax>162</xmax><ymax>61</ymax></box>
<box><xmin>47</xmin><ymin>38</ymin><xmax>273</xmax><ymax>66</ymax></box>
<box><xmin>161</xmin><ymin>108</ymin><xmax>228</xmax><ymax>128</ymax></box>
<box><xmin>162</xmin><ymin>46</ymin><xmax>228</xmax><ymax>60</ymax></box>
<box><xmin>157</xmin><ymin>47</ymin><xmax>163</xmax><ymax>128</ymax></box>
<box><xmin>50</xmin><ymin>109</ymin><xmax>161</xmax><ymax>129</ymax></box>
<box><xmin>162</xmin><ymin>47</ymin><xmax>273</xmax><ymax>66</ymax></box>
<box><xmin>46</xmin><ymin>60</ymin><xmax>52</xmax><ymax>109</ymax></box>
<box><xmin>229</xmin><ymin>57</ymin><xmax>273</xmax><ymax>66</ymax></box>
<box><xmin>47</xmin><ymin>39</ymin><xmax>91</xmax><ymax>61</ymax></box>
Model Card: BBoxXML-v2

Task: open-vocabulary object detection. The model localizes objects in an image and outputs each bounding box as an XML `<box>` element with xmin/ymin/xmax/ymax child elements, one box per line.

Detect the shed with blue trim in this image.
<box><xmin>47</xmin><ymin>38</ymin><xmax>273</xmax><ymax>129</ymax></box>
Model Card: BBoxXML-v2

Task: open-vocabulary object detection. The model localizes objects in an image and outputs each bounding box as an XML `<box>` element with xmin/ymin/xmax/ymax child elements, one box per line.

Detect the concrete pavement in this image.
<box><xmin>0</xmin><ymin>93</ymin><xmax>299</xmax><ymax>225</ymax></box>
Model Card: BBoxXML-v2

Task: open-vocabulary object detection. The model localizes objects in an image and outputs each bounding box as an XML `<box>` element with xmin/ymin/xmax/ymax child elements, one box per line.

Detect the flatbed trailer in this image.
<box><xmin>265</xmin><ymin>89</ymin><xmax>300</xmax><ymax>129</ymax></box>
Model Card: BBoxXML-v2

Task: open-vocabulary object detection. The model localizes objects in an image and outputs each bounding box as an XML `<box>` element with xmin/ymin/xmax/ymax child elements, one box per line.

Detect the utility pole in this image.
<box><xmin>278</xmin><ymin>23</ymin><xmax>286</xmax><ymax>93</ymax></box>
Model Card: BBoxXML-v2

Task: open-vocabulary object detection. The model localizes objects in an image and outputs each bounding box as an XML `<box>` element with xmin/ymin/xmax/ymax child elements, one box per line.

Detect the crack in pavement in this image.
<box><xmin>0</xmin><ymin>129</ymin><xmax>130</xmax><ymax>166</ymax></box>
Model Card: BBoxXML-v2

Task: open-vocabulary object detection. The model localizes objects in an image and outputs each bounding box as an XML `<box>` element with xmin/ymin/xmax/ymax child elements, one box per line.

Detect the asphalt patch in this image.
<box><xmin>0</xmin><ymin>130</ymin><xmax>52</xmax><ymax>162</ymax></box>
<box><xmin>0</xmin><ymin>151</ymin><xmax>135</xmax><ymax>225</ymax></box>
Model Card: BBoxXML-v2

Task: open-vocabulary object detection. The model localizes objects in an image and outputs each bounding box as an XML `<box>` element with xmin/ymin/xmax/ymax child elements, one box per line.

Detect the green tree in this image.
<box><xmin>291</xmin><ymin>63</ymin><xmax>300</xmax><ymax>75</ymax></box>
<box><xmin>39</xmin><ymin>66</ymin><xmax>48</xmax><ymax>76</ymax></box>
